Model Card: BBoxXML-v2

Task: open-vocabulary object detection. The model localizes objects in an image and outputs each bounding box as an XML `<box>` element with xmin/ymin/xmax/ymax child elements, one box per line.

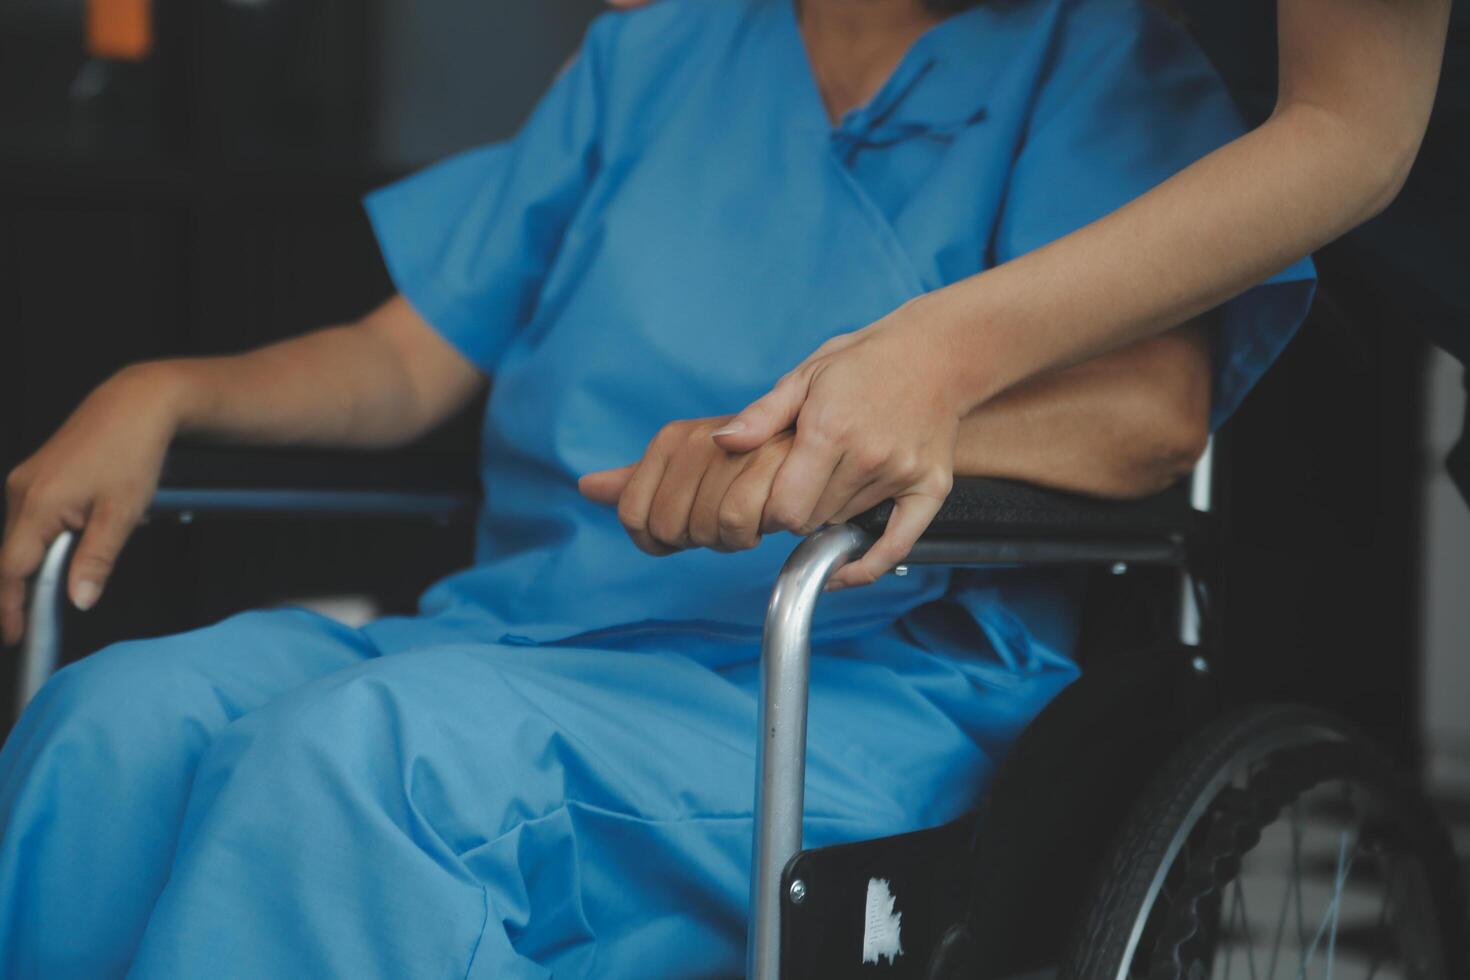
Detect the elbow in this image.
<box><xmin>1278</xmin><ymin>99</ymin><xmax>1424</xmax><ymax>222</ymax></box>
<box><xmin>1101</xmin><ymin>383</ymin><xmax>1211</xmax><ymax>499</ymax></box>
<box><xmin>1357</xmin><ymin>129</ymin><xmax>1420</xmax><ymax>220</ymax></box>
<box><xmin>1111</xmin><ymin>423</ymin><xmax>1207</xmax><ymax>499</ymax></box>
<box><xmin>1150</xmin><ymin>413</ymin><xmax>1210</xmax><ymax>491</ymax></box>
<box><xmin>1145</xmin><ymin>374</ymin><xmax>1211</xmax><ymax>492</ymax></box>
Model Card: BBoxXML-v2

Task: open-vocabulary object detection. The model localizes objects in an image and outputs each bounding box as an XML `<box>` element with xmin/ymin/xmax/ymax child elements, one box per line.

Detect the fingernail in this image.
<box><xmin>711</xmin><ymin>422</ymin><xmax>745</xmax><ymax>437</ymax></box>
<box><xmin>73</xmin><ymin>581</ymin><xmax>101</xmax><ymax>611</ymax></box>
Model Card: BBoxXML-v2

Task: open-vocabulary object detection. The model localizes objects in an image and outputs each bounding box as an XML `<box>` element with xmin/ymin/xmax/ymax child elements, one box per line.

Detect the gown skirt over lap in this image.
<box><xmin>0</xmin><ymin>605</ymin><xmax>1078</xmax><ymax>978</ymax></box>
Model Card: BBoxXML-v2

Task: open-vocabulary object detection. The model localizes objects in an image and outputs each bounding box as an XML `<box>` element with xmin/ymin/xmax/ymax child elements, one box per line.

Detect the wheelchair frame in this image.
<box><xmin>16</xmin><ymin>447</ymin><xmax>1214</xmax><ymax>979</ymax></box>
<box><xmin>748</xmin><ymin>454</ymin><xmax>1210</xmax><ymax>979</ymax></box>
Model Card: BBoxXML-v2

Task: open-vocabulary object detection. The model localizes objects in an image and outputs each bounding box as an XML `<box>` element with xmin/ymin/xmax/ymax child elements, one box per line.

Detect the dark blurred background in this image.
<box><xmin>1</xmin><ymin>1</ymin><xmax>1467</xmax><ymax>800</ymax></box>
<box><xmin>0</xmin><ymin>0</ymin><xmax>599</xmax><ymax>719</ymax></box>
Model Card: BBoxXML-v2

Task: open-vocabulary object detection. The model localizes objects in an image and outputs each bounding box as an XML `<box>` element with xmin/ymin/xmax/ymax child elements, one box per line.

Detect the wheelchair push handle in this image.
<box><xmin>747</xmin><ymin>524</ymin><xmax>872</xmax><ymax>980</ymax></box>
<box><xmin>17</xmin><ymin>530</ymin><xmax>78</xmax><ymax>712</ymax></box>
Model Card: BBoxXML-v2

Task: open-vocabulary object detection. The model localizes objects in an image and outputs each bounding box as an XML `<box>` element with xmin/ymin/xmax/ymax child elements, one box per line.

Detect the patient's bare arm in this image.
<box><xmin>0</xmin><ymin>297</ymin><xmax>482</xmax><ymax>644</ymax></box>
<box><xmin>951</xmin><ymin>320</ymin><xmax>1211</xmax><ymax>499</ymax></box>
<box><xmin>582</xmin><ymin>321</ymin><xmax>1211</xmax><ymax>571</ymax></box>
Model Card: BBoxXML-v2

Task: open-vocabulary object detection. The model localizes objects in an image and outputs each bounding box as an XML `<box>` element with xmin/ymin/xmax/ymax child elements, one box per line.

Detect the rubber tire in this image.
<box><xmin>1058</xmin><ymin>703</ymin><xmax>1468</xmax><ymax>980</ymax></box>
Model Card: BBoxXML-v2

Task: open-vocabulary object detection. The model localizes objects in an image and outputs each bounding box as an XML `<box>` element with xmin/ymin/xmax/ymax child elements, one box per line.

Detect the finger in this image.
<box><xmin>761</xmin><ymin>433</ymin><xmax>842</xmax><ymax>535</ymax></box>
<box><xmin>688</xmin><ymin>452</ymin><xmax>750</xmax><ymax>551</ymax></box>
<box><xmin>646</xmin><ymin>439</ymin><xmax>716</xmax><ymax>551</ymax></box>
<box><xmin>67</xmin><ymin>499</ymin><xmax>139</xmax><ymax>611</ymax></box>
<box><xmin>827</xmin><ymin>493</ymin><xmax>942</xmax><ymax>591</ymax></box>
<box><xmin>804</xmin><ymin>456</ymin><xmax>879</xmax><ymax>531</ymax></box>
<box><xmin>826</xmin><ymin>480</ymin><xmax>896</xmax><ymax>527</ymax></box>
<box><xmin>716</xmin><ymin>447</ymin><xmax>787</xmax><ymax>552</ymax></box>
<box><xmin>0</xmin><ymin>516</ymin><xmax>50</xmax><ymax>646</ymax></box>
<box><xmin>616</xmin><ymin>453</ymin><xmax>676</xmax><ymax>557</ymax></box>
<box><xmin>3</xmin><ymin>477</ymin><xmax>24</xmax><ymax>542</ymax></box>
<box><xmin>0</xmin><ymin>577</ymin><xmax>25</xmax><ymax>647</ymax></box>
<box><xmin>578</xmin><ymin>465</ymin><xmax>637</xmax><ymax>506</ymax></box>
<box><xmin>712</xmin><ymin>372</ymin><xmax>810</xmax><ymax>454</ymax></box>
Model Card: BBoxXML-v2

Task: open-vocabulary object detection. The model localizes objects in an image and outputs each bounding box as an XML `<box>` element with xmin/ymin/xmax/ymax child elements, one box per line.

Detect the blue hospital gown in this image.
<box><xmin>0</xmin><ymin>1</ymin><xmax>1313</xmax><ymax>977</ymax></box>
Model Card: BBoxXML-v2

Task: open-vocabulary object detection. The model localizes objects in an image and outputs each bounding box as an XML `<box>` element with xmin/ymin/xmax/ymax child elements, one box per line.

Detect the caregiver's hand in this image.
<box><xmin>709</xmin><ymin>298</ymin><xmax>962</xmax><ymax>589</ymax></box>
<box><xmin>1</xmin><ymin>365</ymin><xmax>181</xmax><ymax>645</ymax></box>
<box><xmin>579</xmin><ymin>417</ymin><xmax>795</xmax><ymax>557</ymax></box>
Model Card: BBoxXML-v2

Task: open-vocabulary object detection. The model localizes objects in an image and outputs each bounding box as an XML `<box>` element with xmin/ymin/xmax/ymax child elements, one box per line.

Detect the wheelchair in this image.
<box><xmin>16</xmin><ymin>440</ymin><xmax>1468</xmax><ymax>979</ymax></box>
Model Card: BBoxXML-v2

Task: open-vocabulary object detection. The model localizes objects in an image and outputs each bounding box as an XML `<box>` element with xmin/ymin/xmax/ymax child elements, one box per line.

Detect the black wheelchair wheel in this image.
<box><xmin>1060</xmin><ymin>704</ymin><xmax>1468</xmax><ymax>980</ymax></box>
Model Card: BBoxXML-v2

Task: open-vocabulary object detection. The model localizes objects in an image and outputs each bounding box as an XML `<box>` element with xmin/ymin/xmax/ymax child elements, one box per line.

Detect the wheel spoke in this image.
<box><xmin>1292</xmin><ymin>800</ymin><xmax>1309</xmax><ymax>954</ymax></box>
<box><xmin>1293</xmin><ymin>830</ymin><xmax>1358</xmax><ymax>980</ymax></box>
<box><xmin>1362</xmin><ymin>851</ymin><xmax>1398</xmax><ymax>980</ymax></box>
<box><xmin>1232</xmin><ymin>874</ymin><xmax>1260</xmax><ymax>980</ymax></box>
<box><xmin>1324</xmin><ymin>831</ymin><xmax>1348</xmax><ymax>978</ymax></box>
<box><xmin>1224</xmin><ymin>875</ymin><xmax>1238</xmax><ymax>979</ymax></box>
<box><xmin>1266</xmin><ymin>805</ymin><xmax>1301</xmax><ymax>980</ymax></box>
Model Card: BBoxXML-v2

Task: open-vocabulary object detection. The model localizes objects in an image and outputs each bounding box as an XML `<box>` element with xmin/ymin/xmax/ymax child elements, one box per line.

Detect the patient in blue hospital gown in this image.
<box><xmin>0</xmin><ymin>0</ymin><xmax>1313</xmax><ymax>976</ymax></box>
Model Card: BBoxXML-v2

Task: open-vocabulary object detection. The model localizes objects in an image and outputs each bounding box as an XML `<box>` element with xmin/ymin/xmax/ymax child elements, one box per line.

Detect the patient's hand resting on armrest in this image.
<box><xmin>580</xmin><ymin>320</ymin><xmax>1211</xmax><ymax>580</ymax></box>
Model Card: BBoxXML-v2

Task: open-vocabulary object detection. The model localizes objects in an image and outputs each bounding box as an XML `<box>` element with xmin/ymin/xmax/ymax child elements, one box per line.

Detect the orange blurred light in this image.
<box><xmin>87</xmin><ymin>0</ymin><xmax>153</xmax><ymax>61</ymax></box>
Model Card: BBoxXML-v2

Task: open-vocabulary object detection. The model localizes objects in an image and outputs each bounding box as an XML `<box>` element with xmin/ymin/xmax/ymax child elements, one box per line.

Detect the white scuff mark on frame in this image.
<box><xmin>861</xmin><ymin>877</ymin><xmax>904</xmax><ymax>965</ymax></box>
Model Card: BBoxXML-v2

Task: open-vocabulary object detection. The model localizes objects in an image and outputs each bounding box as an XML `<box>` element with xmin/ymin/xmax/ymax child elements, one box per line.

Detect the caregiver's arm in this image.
<box><xmin>623</xmin><ymin>0</ymin><xmax>1447</xmax><ymax>395</ymax></box>
<box><xmin>928</xmin><ymin>0</ymin><xmax>1450</xmax><ymax>404</ymax></box>
<box><xmin>0</xmin><ymin>296</ymin><xmax>482</xmax><ymax>644</ymax></box>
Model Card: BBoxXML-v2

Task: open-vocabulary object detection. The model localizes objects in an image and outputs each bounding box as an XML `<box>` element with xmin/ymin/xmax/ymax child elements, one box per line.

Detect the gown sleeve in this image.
<box><xmin>363</xmin><ymin>24</ymin><xmax>609</xmax><ymax>374</ymax></box>
<box><xmin>993</xmin><ymin>0</ymin><xmax>1316</xmax><ymax>428</ymax></box>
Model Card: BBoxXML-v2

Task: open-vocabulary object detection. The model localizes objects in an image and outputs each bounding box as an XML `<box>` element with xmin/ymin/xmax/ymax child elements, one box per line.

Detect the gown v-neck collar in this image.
<box><xmin>774</xmin><ymin>0</ymin><xmax>988</xmax><ymax>140</ymax></box>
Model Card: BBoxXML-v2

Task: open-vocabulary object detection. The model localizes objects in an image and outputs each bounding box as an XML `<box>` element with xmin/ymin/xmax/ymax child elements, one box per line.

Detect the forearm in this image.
<box><xmin>131</xmin><ymin>296</ymin><xmax>483</xmax><ymax>451</ymax></box>
<box><xmin>164</xmin><ymin>326</ymin><xmax>421</xmax><ymax>448</ymax></box>
<box><xmin>953</xmin><ymin>323</ymin><xmax>1212</xmax><ymax>498</ymax></box>
<box><xmin>929</xmin><ymin>111</ymin><xmax>1407</xmax><ymax>411</ymax></box>
<box><xmin>926</xmin><ymin>0</ymin><xmax>1449</xmax><ymax>413</ymax></box>
<box><xmin>0</xmin><ymin>297</ymin><xmax>483</xmax><ymax>638</ymax></box>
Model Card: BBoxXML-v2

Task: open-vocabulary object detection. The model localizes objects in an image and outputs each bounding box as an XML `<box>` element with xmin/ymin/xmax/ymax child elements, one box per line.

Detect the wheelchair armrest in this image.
<box><xmin>854</xmin><ymin>476</ymin><xmax>1195</xmax><ymax>540</ymax></box>
<box><xmin>850</xmin><ymin>477</ymin><xmax>1198</xmax><ymax>567</ymax></box>
<box><xmin>152</xmin><ymin>445</ymin><xmax>479</xmax><ymax>521</ymax></box>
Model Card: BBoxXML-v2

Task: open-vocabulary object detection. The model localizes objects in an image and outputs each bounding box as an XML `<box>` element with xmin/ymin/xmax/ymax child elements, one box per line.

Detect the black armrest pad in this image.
<box><xmin>160</xmin><ymin>445</ymin><xmax>480</xmax><ymax>497</ymax></box>
<box><xmin>152</xmin><ymin>446</ymin><xmax>480</xmax><ymax>520</ymax></box>
<box><xmin>853</xmin><ymin>476</ymin><xmax>1195</xmax><ymax>541</ymax></box>
<box><xmin>159</xmin><ymin>452</ymin><xmax>1192</xmax><ymax>540</ymax></box>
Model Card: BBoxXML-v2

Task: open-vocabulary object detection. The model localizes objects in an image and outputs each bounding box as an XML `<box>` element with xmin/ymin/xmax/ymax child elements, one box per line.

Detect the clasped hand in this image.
<box><xmin>580</xmin><ymin>301</ymin><xmax>964</xmax><ymax>590</ymax></box>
